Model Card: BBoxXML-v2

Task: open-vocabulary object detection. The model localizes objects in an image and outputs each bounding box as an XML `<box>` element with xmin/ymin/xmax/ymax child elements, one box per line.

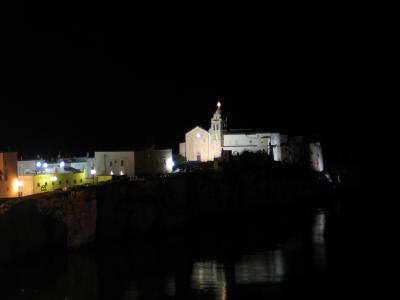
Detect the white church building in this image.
<box><xmin>179</xmin><ymin>102</ymin><xmax>282</xmax><ymax>162</ymax></box>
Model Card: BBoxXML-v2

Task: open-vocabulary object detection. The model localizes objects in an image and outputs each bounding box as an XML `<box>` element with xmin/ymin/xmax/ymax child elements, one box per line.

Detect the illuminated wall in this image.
<box><xmin>19</xmin><ymin>172</ymin><xmax>87</xmax><ymax>196</ymax></box>
<box><xmin>70</xmin><ymin>157</ymin><xmax>94</xmax><ymax>178</ymax></box>
<box><xmin>182</xmin><ymin>103</ymin><xmax>282</xmax><ymax>162</ymax></box>
<box><xmin>94</xmin><ymin>151</ymin><xmax>135</xmax><ymax>178</ymax></box>
<box><xmin>222</xmin><ymin>132</ymin><xmax>282</xmax><ymax>161</ymax></box>
<box><xmin>17</xmin><ymin>160</ymin><xmax>36</xmax><ymax>175</ymax></box>
<box><xmin>185</xmin><ymin>126</ymin><xmax>211</xmax><ymax>162</ymax></box>
<box><xmin>0</xmin><ymin>152</ymin><xmax>19</xmax><ymax>198</ymax></box>
<box><xmin>208</xmin><ymin>104</ymin><xmax>225</xmax><ymax>160</ymax></box>
<box><xmin>179</xmin><ymin>142</ymin><xmax>186</xmax><ymax>157</ymax></box>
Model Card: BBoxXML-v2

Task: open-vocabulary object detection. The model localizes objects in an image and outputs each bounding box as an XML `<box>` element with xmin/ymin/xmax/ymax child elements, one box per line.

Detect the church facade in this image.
<box><xmin>179</xmin><ymin>102</ymin><xmax>282</xmax><ymax>162</ymax></box>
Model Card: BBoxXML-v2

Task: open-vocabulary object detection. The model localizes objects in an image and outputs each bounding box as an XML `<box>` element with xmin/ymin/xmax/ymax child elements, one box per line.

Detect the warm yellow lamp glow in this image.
<box><xmin>217</xmin><ymin>101</ymin><xmax>221</xmax><ymax>108</ymax></box>
<box><xmin>13</xmin><ymin>179</ymin><xmax>19</xmax><ymax>191</ymax></box>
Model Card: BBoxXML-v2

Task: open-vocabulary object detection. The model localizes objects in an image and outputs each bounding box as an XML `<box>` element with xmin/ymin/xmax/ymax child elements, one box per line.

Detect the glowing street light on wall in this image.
<box><xmin>36</xmin><ymin>161</ymin><xmax>42</xmax><ymax>168</ymax></box>
<box><xmin>43</xmin><ymin>162</ymin><xmax>48</xmax><ymax>169</ymax></box>
<box><xmin>60</xmin><ymin>161</ymin><xmax>65</xmax><ymax>168</ymax></box>
<box><xmin>90</xmin><ymin>169</ymin><xmax>96</xmax><ymax>185</ymax></box>
<box><xmin>50</xmin><ymin>176</ymin><xmax>57</xmax><ymax>186</ymax></box>
<box><xmin>13</xmin><ymin>179</ymin><xmax>24</xmax><ymax>196</ymax></box>
<box><xmin>166</xmin><ymin>157</ymin><xmax>175</xmax><ymax>172</ymax></box>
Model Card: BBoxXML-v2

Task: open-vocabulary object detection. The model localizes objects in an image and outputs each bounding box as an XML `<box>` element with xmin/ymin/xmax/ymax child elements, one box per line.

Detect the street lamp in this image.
<box><xmin>90</xmin><ymin>169</ymin><xmax>96</xmax><ymax>185</ymax></box>
<box><xmin>50</xmin><ymin>176</ymin><xmax>57</xmax><ymax>190</ymax></box>
<box><xmin>18</xmin><ymin>179</ymin><xmax>24</xmax><ymax>197</ymax></box>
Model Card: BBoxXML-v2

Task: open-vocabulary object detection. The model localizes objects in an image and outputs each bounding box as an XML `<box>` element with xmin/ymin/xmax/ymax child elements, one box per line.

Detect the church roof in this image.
<box><xmin>186</xmin><ymin>126</ymin><xmax>209</xmax><ymax>135</ymax></box>
<box><xmin>224</xmin><ymin>129</ymin><xmax>279</xmax><ymax>135</ymax></box>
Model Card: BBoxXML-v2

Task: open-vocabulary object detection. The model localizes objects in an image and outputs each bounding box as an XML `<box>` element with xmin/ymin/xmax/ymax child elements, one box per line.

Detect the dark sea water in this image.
<box><xmin>0</xmin><ymin>208</ymin><xmax>372</xmax><ymax>300</ymax></box>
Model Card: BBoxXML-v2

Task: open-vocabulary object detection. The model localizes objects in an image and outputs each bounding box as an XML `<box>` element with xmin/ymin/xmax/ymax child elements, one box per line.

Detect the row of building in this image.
<box><xmin>0</xmin><ymin>149</ymin><xmax>174</xmax><ymax>198</ymax></box>
<box><xmin>1</xmin><ymin>102</ymin><xmax>325</xmax><ymax>198</ymax></box>
<box><xmin>179</xmin><ymin>102</ymin><xmax>324</xmax><ymax>172</ymax></box>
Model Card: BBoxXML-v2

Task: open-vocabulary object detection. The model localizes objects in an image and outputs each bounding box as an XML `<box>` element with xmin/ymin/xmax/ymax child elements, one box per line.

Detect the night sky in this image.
<box><xmin>2</xmin><ymin>1</ymin><xmax>383</xmax><ymax>168</ymax></box>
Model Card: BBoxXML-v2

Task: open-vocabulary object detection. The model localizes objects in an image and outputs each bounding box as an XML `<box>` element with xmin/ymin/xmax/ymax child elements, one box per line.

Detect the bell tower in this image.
<box><xmin>209</xmin><ymin>101</ymin><xmax>227</xmax><ymax>159</ymax></box>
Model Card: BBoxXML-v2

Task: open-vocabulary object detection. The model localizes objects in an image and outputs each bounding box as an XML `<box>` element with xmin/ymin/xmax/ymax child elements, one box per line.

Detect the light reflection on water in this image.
<box><xmin>313</xmin><ymin>209</ymin><xmax>327</xmax><ymax>273</ymax></box>
<box><xmin>235</xmin><ymin>249</ymin><xmax>285</xmax><ymax>284</ymax></box>
<box><xmin>190</xmin><ymin>249</ymin><xmax>286</xmax><ymax>300</ymax></box>
<box><xmin>191</xmin><ymin>260</ymin><xmax>227</xmax><ymax>299</ymax></box>
<box><xmin>1</xmin><ymin>209</ymin><xmax>334</xmax><ymax>300</ymax></box>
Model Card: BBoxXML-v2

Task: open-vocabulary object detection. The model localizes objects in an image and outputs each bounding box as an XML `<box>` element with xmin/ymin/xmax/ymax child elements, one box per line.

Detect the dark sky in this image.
<box><xmin>1</xmin><ymin>1</ymin><xmax>384</xmax><ymax>167</ymax></box>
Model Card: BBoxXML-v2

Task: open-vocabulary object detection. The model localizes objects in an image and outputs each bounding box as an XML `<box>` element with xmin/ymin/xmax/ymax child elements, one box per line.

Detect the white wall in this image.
<box><xmin>94</xmin><ymin>151</ymin><xmax>135</xmax><ymax>178</ymax></box>
<box><xmin>17</xmin><ymin>160</ymin><xmax>36</xmax><ymax>175</ymax></box>
<box><xmin>222</xmin><ymin>132</ymin><xmax>281</xmax><ymax>160</ymax></box>
<box><xmin>179</xmin><ymin>142</ymin><xmax>186</xmax><ymax>157</ymax></box>
<box><xmin>185</xmin><ymin>127</ymin><xmax>211</xmax><ymax>162</ymax></box>
<box><xmin>71</xmin><ymin>158</ymin><xmax>94</xmax><ymax>178</ymax></box>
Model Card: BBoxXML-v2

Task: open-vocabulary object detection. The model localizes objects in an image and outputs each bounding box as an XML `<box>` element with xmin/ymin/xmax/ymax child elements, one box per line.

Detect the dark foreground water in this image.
<box><xmin>0</xmin><ymin>208</ymin><xmax>372</xmax><ymax>300</ymax></box>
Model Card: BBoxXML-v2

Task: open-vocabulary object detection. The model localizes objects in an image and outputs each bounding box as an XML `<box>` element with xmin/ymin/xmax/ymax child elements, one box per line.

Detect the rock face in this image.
<box><xmin>95</xmin><ymin>168</ymin><xmax>328</xmax><ymax>243</ymax></box>
<box><xmin>1</xmin><ymin>162</ymin><xmax>329</xmax><ymax>262</ymax></box>
<box><xmin>0</xmin><ymin>188</ymin><xmax>96</xmax><ymax>263</ymax></box>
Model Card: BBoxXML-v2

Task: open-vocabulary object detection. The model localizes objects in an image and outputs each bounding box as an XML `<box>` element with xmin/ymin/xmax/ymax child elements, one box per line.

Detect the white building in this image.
<box><xmin>180</xmin><ymin>102</ymin><xmax>282</xmax><ymax>161</ymax></box>
<box><xmin>17</xmin><ymin>157</ymin><xmax>95</xmax><ymax>178</ymax></box>
<box><xmin>222</xmin><ymin>130</ymin><xmax>281</xmax><ymax>158</ymax></box>
<box><xmin>94</xmin><ymin>151</ymin><xmax>135</xmax><ymax>178</ymax></box>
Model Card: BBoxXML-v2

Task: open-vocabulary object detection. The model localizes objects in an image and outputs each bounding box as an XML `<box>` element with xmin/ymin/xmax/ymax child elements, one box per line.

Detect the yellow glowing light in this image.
<box><xmin>120</xmin><ymin>170</ymin><xmax>124</xmax><ymax>176</ymax></box>
<box><xmin>217</xmin><ymin>101</ymin><xmax>221</xmax><ymax>108</ymax></box>
<box><xmin>50</xmin><ymin>176</ymin><xmax>57</xmax><ymax>182</ymax></box>
<box><xmin>13</xmin><ymin>179</ymin><xmax>19</xmax><ymax>191</ymax></box>
<box><xmin>18</xmin><ymin>180</ymin><xmax>24</xmax><ymax>187</ymax></box>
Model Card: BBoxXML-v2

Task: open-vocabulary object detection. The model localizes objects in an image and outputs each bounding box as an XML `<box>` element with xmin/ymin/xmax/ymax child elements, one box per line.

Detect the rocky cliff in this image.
<box><xmin>0</xmin><ymin>188</ymin><xmax>96</xmax><ymax>263</ymax></box>
<box><xmin>1</xmin><ymin>161</ymin><xmax>329</xmax><ymax>262</ymax></box>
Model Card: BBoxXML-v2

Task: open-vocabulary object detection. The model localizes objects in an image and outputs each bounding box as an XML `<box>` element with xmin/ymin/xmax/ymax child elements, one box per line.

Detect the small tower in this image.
<box><xmin>209</xmin><ymin>101</ymin><xmax>227</xmax><ymax>159</ymax></box>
